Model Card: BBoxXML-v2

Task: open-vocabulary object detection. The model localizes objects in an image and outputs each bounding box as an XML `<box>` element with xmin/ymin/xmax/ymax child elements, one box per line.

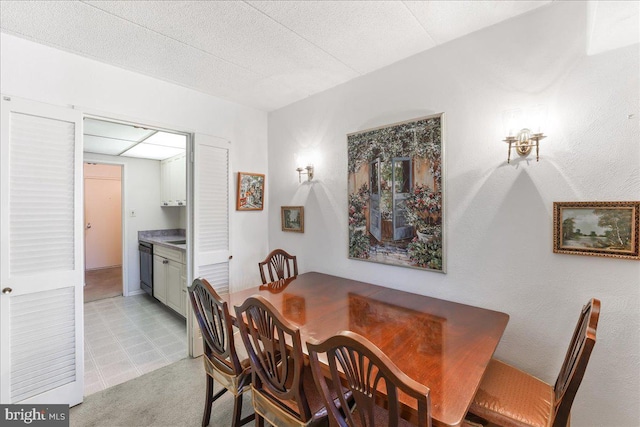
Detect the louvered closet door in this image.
<box><xmin>0</xmin><ymin>96</ymin><xmax>84</xmax><ymax>406</ymax></box>
<box><xmin>190</xmin><ymin>133</ymin><xmax>231</xmax><ymax>357</ymax></box>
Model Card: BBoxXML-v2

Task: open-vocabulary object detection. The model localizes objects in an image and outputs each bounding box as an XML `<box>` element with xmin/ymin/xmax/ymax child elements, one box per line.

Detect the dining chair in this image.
<box><xmin>188</xmin><ymin>278</ymin><xmax>255</xmax><ymax>427</ymax></box>
<box><xmin>307</xmin><ymin>330</ymin><xmax>432</xmax><ymax>427</ymax></box>
<box><xmin>258</xmin><ymin>249</ymin><xmax>298</xmax><ymax>284</ymax></box>
<box><xmin>468</xmin><ymin>298</ymin><xmax>600</xmax><ymax>427</ymax></box>
<box><xmin>234</xmin><ymin>295</ymin><xmax>335</xmax><ymax>427</ymax></box>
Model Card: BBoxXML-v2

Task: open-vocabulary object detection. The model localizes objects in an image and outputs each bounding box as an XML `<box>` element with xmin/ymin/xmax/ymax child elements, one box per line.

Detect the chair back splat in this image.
<box><xmin>258</xmin><ymin>249</ymin><xmax>298</xmax><ymax>284</ymax></box>
<box><xmin>307</xmin><ymin>331</ymin><xmax>432</xmax><ymax>427</ymax></box>
<box><xmin>235</xmin><ymin>295</ymin><xmax>318</xmax><ymax>426</ymax></box>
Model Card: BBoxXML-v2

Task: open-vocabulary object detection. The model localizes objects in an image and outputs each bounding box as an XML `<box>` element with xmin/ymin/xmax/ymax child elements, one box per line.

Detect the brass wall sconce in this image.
<box><xmin>296</xmin><ymin>164</ymin><xmax>314</xmax><ymax>182</ymax></box>
<box><xmin>502</xmin><ymin>106</ymin><xmax>547</xmax><ymax>163</ymax></box>
<box><xmin>504</xmin><ymin>129</ymin><xmax>546</xmax><ymax>163</ymax></box>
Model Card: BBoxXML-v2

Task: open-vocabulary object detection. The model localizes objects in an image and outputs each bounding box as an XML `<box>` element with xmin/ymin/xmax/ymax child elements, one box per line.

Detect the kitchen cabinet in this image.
<box><xmin>153</xmin><ymin>245</ymin><xmax>186</xmax><ymax>317</ymax></box>
<box><xmin>160</xmin><ymin>152</ymin><xmax>186</xmax><ymax>206</ymax></box>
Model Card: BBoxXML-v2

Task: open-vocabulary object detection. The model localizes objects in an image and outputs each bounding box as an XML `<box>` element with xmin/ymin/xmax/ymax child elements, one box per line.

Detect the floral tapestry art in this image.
<box><xmin>347</xmin><ymin>114</ymin><xmax>444</xmax><ymax>272</ymax></box>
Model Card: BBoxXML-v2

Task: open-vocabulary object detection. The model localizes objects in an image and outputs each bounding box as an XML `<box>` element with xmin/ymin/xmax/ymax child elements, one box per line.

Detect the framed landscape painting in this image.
<box><xmin>282</xmin><ymin>206</ymin><xmax>304</xmax><ymax>233</ymax></box>
<box><xmin>236</xmin><ymin>172</ymin><xmax>265</xmax><ymax>211</ymax></box>
<box><xmin>553</xmin><ymin>201</ymin><xmax>640</xmax><ymax>260</ymax></box>
<box><xmin>347</xmin><ymin>113</ymin><xmax>444</xmax><ymax>272</ymax></box>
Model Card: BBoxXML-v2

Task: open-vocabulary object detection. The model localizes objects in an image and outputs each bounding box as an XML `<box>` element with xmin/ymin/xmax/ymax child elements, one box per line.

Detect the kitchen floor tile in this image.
<box><xmin>83</xmin><ymin>294</ymin><xmax>187</xmax><ymax>395</ymax></box>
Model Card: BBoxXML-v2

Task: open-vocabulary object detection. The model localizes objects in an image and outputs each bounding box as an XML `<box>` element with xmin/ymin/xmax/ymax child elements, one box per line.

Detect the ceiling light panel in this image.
<box><xmin>84</xmin><ymin>118</ymin><xmax>154</xmax><ymax>141</ymax></box>
<box><xmin>143</xmin><ymin>132</ymin><xmax>187</xmax><ymax>148</ymax></box>
<box><xmin>120</xmin><ymin>143</ymin><xmax>184</xmax><ymax>160</ymax></box>
<box><xmin>83</xmin><ymin>135</ymin><xmax>138</xmax><ymax>155</ymax></box>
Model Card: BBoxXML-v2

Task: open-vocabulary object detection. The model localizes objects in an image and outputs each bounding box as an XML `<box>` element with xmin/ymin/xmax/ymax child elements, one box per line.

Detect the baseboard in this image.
<box><xmin>128</xmin><ymin>289</ymin><xmax>146</xmax><ymax>296</ymax></box>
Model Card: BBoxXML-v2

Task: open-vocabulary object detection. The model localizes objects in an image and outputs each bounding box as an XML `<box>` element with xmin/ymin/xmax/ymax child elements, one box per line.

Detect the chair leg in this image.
<box><xmin>231</xmin><ymin>394</ymin><xmax>243</xmax><ymax>427</ymax></box>
<box><xmin>256</xmin><ymin>414</ymin><xmax>265</xmax><ymax>427</ymax></box>
<box><xmin>231</xmin><ymin>393</ymin><xmax>256</xmax><ymax>427</ymax></box>
<box><xmin>202</xmin><ymin>375</ymin><xmax>214</xmax><ymax>427</ymax></box>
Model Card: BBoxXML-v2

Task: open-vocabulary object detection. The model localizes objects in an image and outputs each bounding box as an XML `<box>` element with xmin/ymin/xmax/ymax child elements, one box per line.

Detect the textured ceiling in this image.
<box><xmin>1</xmin><ymin>1</ymin><xmax>636</xmax><ymax>112</ymax></box>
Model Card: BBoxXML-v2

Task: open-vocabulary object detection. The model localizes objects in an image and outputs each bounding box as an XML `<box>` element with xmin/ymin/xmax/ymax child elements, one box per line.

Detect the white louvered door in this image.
<box><xmin>190</xmin><ymin>133</ymin><xmax>231</xmax><ymax>357</ymax></box>
<box><xmin>0</xmin><ymin>96</ymin><xmax>84</xmax><ymax>406</ymax></box>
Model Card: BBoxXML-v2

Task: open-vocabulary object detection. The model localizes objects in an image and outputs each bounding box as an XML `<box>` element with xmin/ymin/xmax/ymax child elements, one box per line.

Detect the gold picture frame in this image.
<box><xmin>236</xmin><ymin>172</ymin><xmax>265</xmax><ymax>211</ymax></box>
<box><xmin>281</xmin><ymin>206</ymin><xmax>304</xmax><ymax>233</ymax></box>
<box><xmin>553</xmin><ymin>201</ymin><xmax>640</xmax><ymax>260</ymax></box>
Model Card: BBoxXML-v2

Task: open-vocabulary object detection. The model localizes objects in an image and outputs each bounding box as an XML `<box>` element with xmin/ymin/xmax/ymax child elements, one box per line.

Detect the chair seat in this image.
<box><xmin>470</xmin><ymin>359</ymin><xmax>554</xmax><ymax>427</ymax></box>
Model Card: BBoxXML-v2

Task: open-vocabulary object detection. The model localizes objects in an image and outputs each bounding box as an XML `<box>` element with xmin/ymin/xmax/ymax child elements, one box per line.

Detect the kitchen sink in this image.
<box><xmin>166</xmin><ymin>240</ymin><xmax>186</xmax><ymax>245</ymax></box>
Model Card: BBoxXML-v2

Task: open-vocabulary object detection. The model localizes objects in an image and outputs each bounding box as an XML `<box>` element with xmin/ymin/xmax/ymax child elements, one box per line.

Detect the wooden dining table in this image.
<box><xmin>224</xmin><ymin>272</ymin><xmax>509</xmax><ymax>427</ymax></box>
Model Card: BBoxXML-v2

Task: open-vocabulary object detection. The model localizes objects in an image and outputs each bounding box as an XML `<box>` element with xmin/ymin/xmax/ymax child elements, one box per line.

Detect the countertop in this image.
<box><xmin>138</xmin><ymin>229</ymin><xmax>186</xmax><ymax>251</ymax></box>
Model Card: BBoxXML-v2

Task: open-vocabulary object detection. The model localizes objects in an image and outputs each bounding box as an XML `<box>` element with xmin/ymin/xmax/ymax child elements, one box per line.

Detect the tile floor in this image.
<box><xmin>84</xmin><ymin>293</ymin><xmax>187</xmax><ymax>396</ymax></box>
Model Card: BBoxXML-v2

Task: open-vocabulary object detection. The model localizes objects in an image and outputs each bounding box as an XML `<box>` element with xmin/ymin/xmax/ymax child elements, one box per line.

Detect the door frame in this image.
<box><xmin>82</xmin><ymin>160</ymin><xmax>126</xmax><ymax>294</ymax></box>
<box><xmin>79</xmin><ymin>108</ymin><xmax>197</xmax><ymax>355</ymax></box>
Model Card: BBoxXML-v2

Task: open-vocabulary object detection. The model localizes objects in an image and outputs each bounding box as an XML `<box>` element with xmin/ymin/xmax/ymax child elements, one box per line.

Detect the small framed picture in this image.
<box><xmin>553</xmin><ymin>201</ymin><xmax>640</xmax><ymax>260</ymax></box>
<box><xmin>281</xmin><ymin>206</ymin><xmax>304</xmax><ymax>233</ymax></box>
<box><xmin>236</xmin><ymin>172</ymin><xmax>265</xmax><ymax>211</ymax></box>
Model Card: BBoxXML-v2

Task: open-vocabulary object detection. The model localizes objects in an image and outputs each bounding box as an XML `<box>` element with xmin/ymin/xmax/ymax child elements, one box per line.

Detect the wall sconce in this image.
<box><xmin>296</xmin><ymin>164</ymin><xmax>314</xmax><ymax>182</ymax></box>
<box><xmin>502</xmin><ymin>106</ymin><xmax>547</xmax><ymax>163</ymax></box>
<box><xmin>504</xmin><ymin>129</ymin><xmax>546</xmax><ymax>163</ymax></box>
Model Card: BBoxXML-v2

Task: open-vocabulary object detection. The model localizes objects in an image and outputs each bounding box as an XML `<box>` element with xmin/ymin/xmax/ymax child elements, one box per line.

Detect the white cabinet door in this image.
<box><xmin>153</xmin><ymin>254</ymin><xmax>167</xmax><ymax>304</ymax></box>
<box><xmin>160</xmin><ymin>153</ymin><xmax>186</xmax><ymax>207</ymax></box>
<box><xmin>0</xmin><ymin>96</ymin><xmax>84</xmax><ymax>406</ymax></box>
<box><xmin>165</xmin><ymin>259</ymin><xmax>183</xmax><ymax>315</ymax></box>
<box><xmin>180</xmin><ymin>264</ymin><xmax>187</xmax><ymax>317</ymax></box>
<box><xmin>175</xmin><ymin>153</ymin><xmax>186</xmax><ymax>206</ymax></box>
<box><xmin>160</xmin><ymin>157</ymin><xmax>170</xmax><ymax>206</ymax></box>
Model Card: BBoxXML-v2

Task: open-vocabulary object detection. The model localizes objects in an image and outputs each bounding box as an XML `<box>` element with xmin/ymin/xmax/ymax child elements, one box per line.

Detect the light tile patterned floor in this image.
<box><xmin>84</xmin><ymin>294</ymin><xmax>187</xmax><ymax>396</ymax></box>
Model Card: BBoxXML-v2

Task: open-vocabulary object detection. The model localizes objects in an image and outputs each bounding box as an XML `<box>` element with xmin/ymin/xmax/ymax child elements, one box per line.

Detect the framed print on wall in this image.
<box><xmin>347</xmin><ymin>113</ymin><xmax>444</xmax><ymax>272</ymax></box>
<box><xmin>236</xmin><ymin>172</ymin><xmax>265</xmax><ymax>211</ymax></box>
<box><xmin>281</xmin><ymin>206</ymin><xmax>304</xmax><ymax>233</ymax></box>
<box><xmin>553</xmin><ymin>201</ymin><xmax>640</xmax><ymax>260</ymax></box>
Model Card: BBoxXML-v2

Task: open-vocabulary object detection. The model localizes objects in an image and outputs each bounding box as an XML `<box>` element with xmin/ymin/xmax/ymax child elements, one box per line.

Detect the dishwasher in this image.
<box><xmin>139</xmin><ymin>241</ymin><xmax>153</xmax><ymax>297</ymax></box>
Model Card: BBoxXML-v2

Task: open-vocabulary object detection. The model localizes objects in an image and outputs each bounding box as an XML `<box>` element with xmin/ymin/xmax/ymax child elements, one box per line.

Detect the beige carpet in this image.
<box><xmin>70</xmin><ymin>356</ymin><xmax>254</xmax><ymax>427</ymax></box>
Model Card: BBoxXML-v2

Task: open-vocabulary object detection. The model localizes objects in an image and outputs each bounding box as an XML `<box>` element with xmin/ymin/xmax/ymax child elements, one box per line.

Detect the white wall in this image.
<box><xmin>83</xmin><ymin>154</ymin><xmax>182</xmax><ymax>295</ymax></box>
<box><xmin>1</xmin><ymin>33</ymin><xmax>269</xmax><ymax>291</ymax></box>
<box><xmin>268</xmin><ymin>2</ymin><xmax>639</xmax><ymax>426</ymax></box>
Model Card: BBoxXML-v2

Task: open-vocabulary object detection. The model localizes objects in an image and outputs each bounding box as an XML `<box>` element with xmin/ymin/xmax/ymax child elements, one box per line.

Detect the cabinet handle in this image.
<box><xmin>2</xmin><ymin>287</ymin><xmax>12</xmax><ymax>294</ymax></box>
<box><xmin>163</xmin><ymin>260</ymin><xmax>169</xmax><ymax>264</ymax></box>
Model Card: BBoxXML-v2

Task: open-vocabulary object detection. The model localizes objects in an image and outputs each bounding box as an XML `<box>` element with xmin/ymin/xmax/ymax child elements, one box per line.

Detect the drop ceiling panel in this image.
<box><xmin>85</xmin><ymin>0</ymin><xmax>359</xmax><ymax>95</ymax></box>
<box><xmin>1</xmin><ymin>1</ymin><xmax>568</xmax><ymax>111</ymax></box>
<box><xmin>83</xmin><ymin>135</ymin><xmax>137</xmax><ymax>156</ymax></box>
<box><xmin>84</xmin><ymin>118</ymin><xmax>154</xmax><ymax>141</ymax></box>
<box><xmin>0</xmin><ymin>0</ymin><xmax>268</xmax><ymax>106</ymax></box>
<box><xmin>403</xmin><ymin>1</ymin><xmax>552</xmax><ymax>45</ymax></box>
<box><xmin>249</xmin><ymin>1</ymin><xmax>436</xmax><ymax>74</ymax></box>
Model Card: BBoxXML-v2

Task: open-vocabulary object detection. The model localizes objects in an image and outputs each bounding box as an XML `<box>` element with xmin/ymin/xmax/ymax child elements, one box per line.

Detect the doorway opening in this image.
<box><xmin>82</xmin><ymin>116</ymin><xmax>190</xmax><ymax>397</ymax></box>
<box><xmin>84</xmin><ymin>162</ymin><xmax>123</xmax><ymax>303</ymax></box>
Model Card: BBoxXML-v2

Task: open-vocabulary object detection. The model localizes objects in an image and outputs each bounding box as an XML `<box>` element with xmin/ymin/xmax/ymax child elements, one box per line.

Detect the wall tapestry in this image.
<box><xmin>347</xmin><ymin>113</ymin><xmax>444</xmax><ymax>272</ymax></box>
